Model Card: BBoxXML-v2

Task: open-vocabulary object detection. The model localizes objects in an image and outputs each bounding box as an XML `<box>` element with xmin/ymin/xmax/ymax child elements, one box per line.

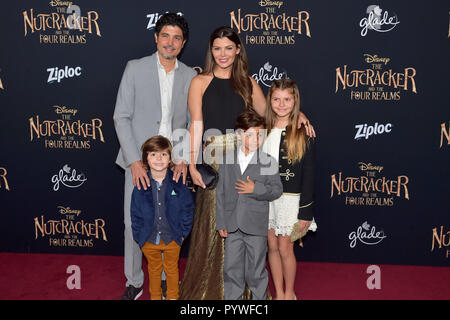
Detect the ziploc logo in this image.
<box><xmin>47</xmin><ymin>66</ymin><xmax>82</xmax><ymax>83</ymax></box>
<box><xmin>354</xmin><ymin>122</ymin><xmax>392</xmax><ymax>140</ymax></box>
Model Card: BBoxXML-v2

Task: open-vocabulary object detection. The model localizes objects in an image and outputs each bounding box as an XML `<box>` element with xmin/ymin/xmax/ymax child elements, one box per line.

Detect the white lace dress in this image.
<box><xmin>263</xmin><ymin>127</ymin><xmax>317</xmax><ymax>236</ymax></box>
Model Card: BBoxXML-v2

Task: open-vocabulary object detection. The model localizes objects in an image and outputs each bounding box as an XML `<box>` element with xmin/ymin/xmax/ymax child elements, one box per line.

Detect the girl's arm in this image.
<box><xmin>298</xmin><ymin>138</ymin><xmax>315</xmax><ymax>221</ymax></box>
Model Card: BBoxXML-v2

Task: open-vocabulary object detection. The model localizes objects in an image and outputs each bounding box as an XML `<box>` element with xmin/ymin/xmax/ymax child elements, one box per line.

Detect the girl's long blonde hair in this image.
<box><xmin>266</xmin><ymin>78</ymin><xmax>307</xmax><ymax>163</ymax></box>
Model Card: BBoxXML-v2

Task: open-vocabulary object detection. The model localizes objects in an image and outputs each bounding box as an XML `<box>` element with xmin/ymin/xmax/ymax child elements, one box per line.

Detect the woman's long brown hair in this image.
<box><xmin>202</xmin><ymin>26</ymin><xmax>253</xmax><ymax>109</ymax></box>
<box><xmin>266</xmin><ymin>78</ymin><xmax>307</xmax><ymax>163</ymax></box>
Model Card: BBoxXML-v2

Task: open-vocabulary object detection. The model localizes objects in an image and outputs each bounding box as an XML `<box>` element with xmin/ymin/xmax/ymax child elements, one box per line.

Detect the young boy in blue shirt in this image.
<box><xmin>131</xmin><ymin>135</ymin><xmax>194</xmax><ymax>300</ymax></box>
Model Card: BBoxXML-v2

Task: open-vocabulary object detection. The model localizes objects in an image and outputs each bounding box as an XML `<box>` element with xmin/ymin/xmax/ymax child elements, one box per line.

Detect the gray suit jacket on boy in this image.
<box><xmin>216</xmin><ymin>149</ymin><xmax>283</xmax><ymax>237</ymax></box>
<box><xmin>113</xmin><ymin>52</ymin><xmax>196</xmax><ymax>169</ymax></box>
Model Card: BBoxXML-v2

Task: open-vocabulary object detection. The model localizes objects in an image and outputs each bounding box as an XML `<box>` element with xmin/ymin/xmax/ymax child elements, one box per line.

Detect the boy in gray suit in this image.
<box><xmin>216</xmin><ymin>111</ymin><xmax>283</xmax><ymax>300</ymax></box>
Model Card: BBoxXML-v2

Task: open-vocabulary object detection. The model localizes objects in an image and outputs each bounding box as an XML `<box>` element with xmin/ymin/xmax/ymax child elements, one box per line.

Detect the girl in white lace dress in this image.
<box><xmin>262</xmin><ymin>79</ymin><xmax>317</xmax><ymax>300</ymax></box>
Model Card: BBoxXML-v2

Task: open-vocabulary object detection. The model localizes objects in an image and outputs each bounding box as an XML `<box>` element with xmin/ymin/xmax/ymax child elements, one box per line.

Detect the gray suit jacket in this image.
<box><xmin>113</xmin><ymin>52</ymin><xmax>196</xmax><ymax>169</ymax></box>
<box><xmin>216</xmin><ymin>149</ymin><xmax>283</xmax><ymax>236</ymax></box>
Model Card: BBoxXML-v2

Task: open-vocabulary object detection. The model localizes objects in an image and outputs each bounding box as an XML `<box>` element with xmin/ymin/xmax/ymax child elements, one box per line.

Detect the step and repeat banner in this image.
<box><xmin>0</xmin><ymin>0</ymin><xmax>448</xmax><ymax>266</ymax></box>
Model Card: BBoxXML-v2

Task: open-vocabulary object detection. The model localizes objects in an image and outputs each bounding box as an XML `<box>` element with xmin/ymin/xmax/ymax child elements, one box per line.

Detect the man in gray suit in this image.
<box><xmin>113</xmin><ymin>13</ymin><xmax>196</xmax><ymax>300</ymax></box>
<box><xmin>216</xmin><ymin>111</ymin><xmax>283</xmax><ymax>300</ymax></box>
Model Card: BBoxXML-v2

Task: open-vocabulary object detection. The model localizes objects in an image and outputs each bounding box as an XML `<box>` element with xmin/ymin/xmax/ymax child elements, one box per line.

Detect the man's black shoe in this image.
<box><xmin>120</xmin><ymin>285</ymin><xmax>143</xmax><ymax>300</ymax></box>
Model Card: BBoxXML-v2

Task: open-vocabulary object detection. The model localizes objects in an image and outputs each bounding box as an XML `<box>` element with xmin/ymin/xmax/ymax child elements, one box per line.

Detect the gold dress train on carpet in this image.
<box><xmin>179</xmin><ymin>134</ymin><xmax>234</xmax><ymax>300</ymax></box>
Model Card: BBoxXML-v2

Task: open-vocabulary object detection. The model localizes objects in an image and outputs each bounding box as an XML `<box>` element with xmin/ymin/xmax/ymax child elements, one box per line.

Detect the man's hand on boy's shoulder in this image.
<box><xmin>235</xmin><ymin>176</ymin><xmax>255</xmax><ymax>194</ymax></box>
<box><xmin>131</xmin><ymin>160</ymin><xmax>150</xmax><ymax>191</ymax></box>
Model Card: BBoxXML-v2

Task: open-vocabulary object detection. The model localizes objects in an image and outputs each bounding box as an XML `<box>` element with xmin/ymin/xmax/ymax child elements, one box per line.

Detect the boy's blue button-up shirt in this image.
<box><xmin>148</xmin><ymin>175</ymin><xmax>173</xmax><ymax>245</ymax></box>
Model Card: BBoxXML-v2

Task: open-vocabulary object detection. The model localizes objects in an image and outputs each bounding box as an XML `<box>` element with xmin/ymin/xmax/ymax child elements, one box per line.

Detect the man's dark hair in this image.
<box><xmin>155</xmin><ymin>13</ymin><xmax>189</xmax><ymax>41</ymax></box>
<box><xmin>234</xmin><ymin>111</ymin><xmax>266</xmax><ymax>131</ymax></box>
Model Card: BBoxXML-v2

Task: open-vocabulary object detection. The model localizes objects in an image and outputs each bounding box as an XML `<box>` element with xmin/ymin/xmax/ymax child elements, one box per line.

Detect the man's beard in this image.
<box><xmin>160</xmin><ymin>46</ymin><xmax>177</xmax><ymax>60</ymax></box>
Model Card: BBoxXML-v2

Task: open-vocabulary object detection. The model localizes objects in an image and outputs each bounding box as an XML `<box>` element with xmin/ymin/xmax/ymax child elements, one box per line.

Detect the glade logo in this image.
<box><xmin>355</xmin><ymin>122</ymin><xmax>392</xmax><ymax>140</ymax></box>
<box><xmin>146</xmin><ymin>12</ymin><xmax>183</xmax><ymax>30</ymax></box>
<box><xmin>359</xmin><ymin>5</ymin><xmax>400</xmax><ymax>37</ymax></box>
<box><xmin>252</xmin><ymin>62</ymin><xmax>287</xmax><ymax>87</ymax></box>
<box><xmin>51</xmin><ymin>164</ymin><xmax>87</xmax><ymax>191</ymax></box>
<box><xmin>349</xmin><ymin>221</ymin><xmax>387</xmax><ymax>248</ymax></box>
<box><xmin>47</xmin><ymin>66</ymin><xmax>82</xmax><ymax>83</ymax></box>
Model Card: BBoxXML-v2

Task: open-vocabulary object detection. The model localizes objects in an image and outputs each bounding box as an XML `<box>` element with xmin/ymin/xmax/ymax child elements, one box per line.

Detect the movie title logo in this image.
<box><xmin>431</xmin><ymin>226</ymin><xmax>449</xmax><ymax>259</ymax></box>
<box><xmin>335</xmin><ymin>54</ymin><xmax>417</xmax><ymax>101</ymax></box>
<box><xmin>47</xmin><ymin>66</ymin><xmax>82</xmax><ymax>83</ymax></box>
<box><xmin>354</xmin><ymin>122</ymin><xmax>392</xmax><ymax>140</ymax></box>
<box><xmin>29</xmin><ymin>105</ymin><xmax>104</xmax><ymax>149</ymax></box>
<box><xmin>230</xmin><ymin>1</ymin><xmax>311</xmax><ymax>45</ymax></box>
<box><xmin>51</xmin><ymin>164</ymin><xmax>87</xmax><ymax>191</ymax></box>
<box><xmin>34</xmin><ymin>206</ymin><xmax>107</xmax><ymax>248</ymax></box>
<box><xmin>23</xmin><ymin>3</ymin><xmax>102</xmax><ymax>44</ymax></box>
<box><xmin>440</xmin><ymin>122</ymin><xmax>449</xmax><ymax>148</ymax></box>
<box><xmin>330</xmin><ymin>162</ymin><xmax>410</xmax><ymax>206</ymax></box>
<box><xmin>0</xmin><ymin>167</ymin><xmax>10</xmax><ymax>191</ymax></box>
<box><xmin>146</xmin><ymin>11</ymin><xmax>183</xmax><ymax>30</ymax></box>
<box><xmin>359</xmin><ymin>5</ymin><xmax>400</xmax><ymax>37</ymax></box>
<box><xmin>349</xmin><ymin>221</ymin><xmax>387</xmax><ymax>248</ymax></box>
<box><xmin>252</xmin><ymin>61</ymin><xmax>287</xmax><ymax>87</ymax></box>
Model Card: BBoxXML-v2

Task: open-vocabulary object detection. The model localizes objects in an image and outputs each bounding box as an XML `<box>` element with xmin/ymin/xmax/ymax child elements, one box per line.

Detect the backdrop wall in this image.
<box><xmin>0</xmin><ymin>0</ymin><xmax>448</xmax><ymax>266</ymax></box>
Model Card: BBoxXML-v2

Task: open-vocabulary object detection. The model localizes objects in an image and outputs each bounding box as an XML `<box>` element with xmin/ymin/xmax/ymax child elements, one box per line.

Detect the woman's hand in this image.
<box><xmin>297</xmin><ymin>112</ymin><xmax>316</xmax><ymax>138</ymax></box>
<box><xmin>189</xmin><ymin>164</ymin><xmax>206</xmax><ymax>189</ymax></box>
<box><xmin>298</xmin><ymin>219</ymin><xmax>312</xmax><ymax>234</ymax></box>
<box><xmin>172</xmin><ymin>160</ymin><xmax>187</xmax><ymax>184</ymax></box>
<box><xmin>218</xmin><ymin>229</ymin><xmax>228</xmax><ymax>238</ymax></box>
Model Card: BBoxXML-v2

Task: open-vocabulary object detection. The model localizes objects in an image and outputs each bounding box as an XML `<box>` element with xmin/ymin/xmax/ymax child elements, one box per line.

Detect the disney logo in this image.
<box><xmin>57</xmin><ymin>206</ymin><xmax>81</xmax><ymax>216</ymax></box>
<box><xmin>358</xmin><ymin>162</ymin><xmax>383</xmax><ymax>173</ymax></box>
<box><xmin>258</xmin><ymin>0</ymin><xmax>283</xmax><ymax>8</ymax></box>
<box><xmin>53</xmin><ymin>105</ymin><xmax>78</xmax><ymax>116</ymax></box>
<box><xmin>349</xmin><ymin>221</ymin><xmax>387</xmax><ymax>248</ymax></box>
<box><xmin>49</xmin><ymin>0</ymin><xmax>73</xmax><ymax>7</ymax></box>
<box><xmin>364</xmin><ymin>54</ymin><xmax>390</xmax><ymax>65</ymax></box>
<box><xmin>51</xmin><ymin>164</ymin><xmax>87</xmax><ymax>191</ymax></box>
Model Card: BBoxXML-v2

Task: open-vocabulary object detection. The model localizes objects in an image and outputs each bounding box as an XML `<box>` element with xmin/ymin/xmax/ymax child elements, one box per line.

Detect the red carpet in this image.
<box><xmin>0</xmin><ymin>252</ymin><xmax>448</xmax><ymax>300</ymax></box>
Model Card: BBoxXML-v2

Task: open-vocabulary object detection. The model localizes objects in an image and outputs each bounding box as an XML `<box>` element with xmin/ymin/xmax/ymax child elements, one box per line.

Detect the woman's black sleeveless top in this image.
<box><xmin>202</xmin><ymin>76</ymin><xmax>246</xmax><ymax>136</ymax></box>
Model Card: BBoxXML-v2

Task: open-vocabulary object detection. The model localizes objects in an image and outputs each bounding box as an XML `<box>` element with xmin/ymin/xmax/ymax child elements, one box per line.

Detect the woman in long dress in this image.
<box><xmin>179</xmin><ymin>26</ymin><xmax>314</xmax><ymax>300</ymax></box>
